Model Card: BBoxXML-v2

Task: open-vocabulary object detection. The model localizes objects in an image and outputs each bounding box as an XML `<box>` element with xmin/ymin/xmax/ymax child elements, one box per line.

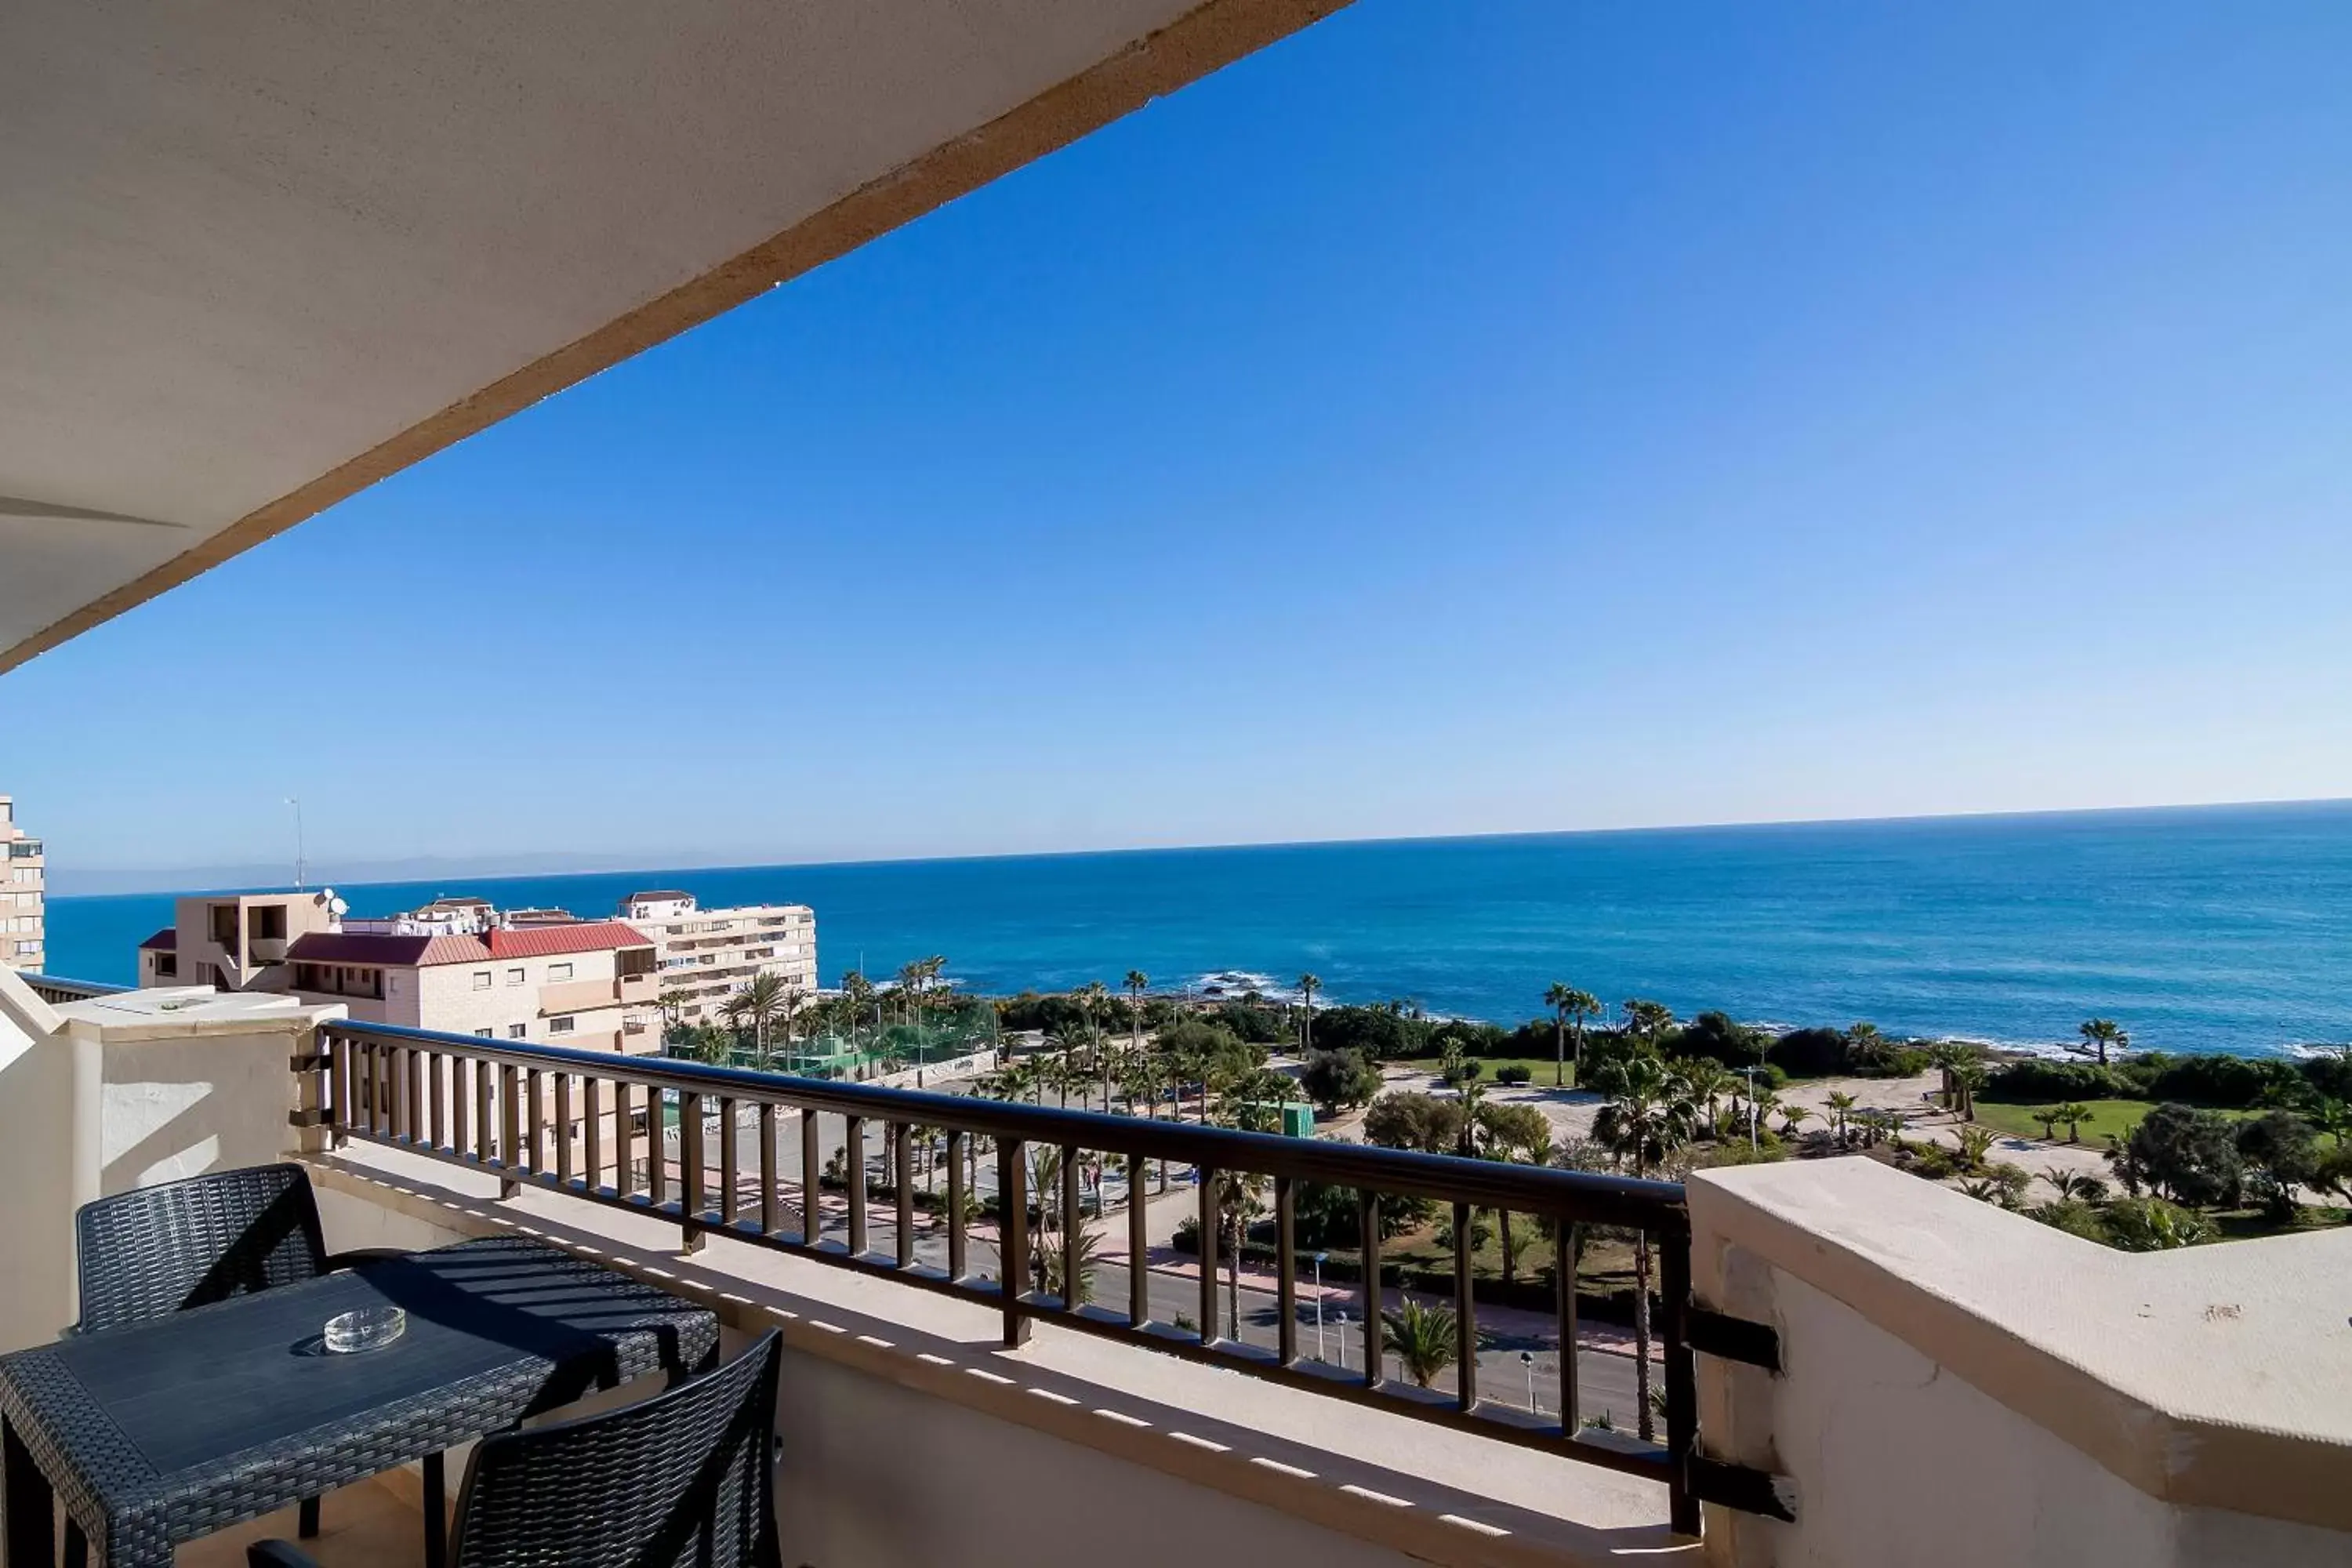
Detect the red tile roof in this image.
<box><xmin>138</xmin><ymin>927</ymin><xmax>176</xmax><ymax>951</ymax></box>
<box><xmin>289</xmin><ymin>921</ymin><xmax>652</xmax><ymax>970</ymax></box>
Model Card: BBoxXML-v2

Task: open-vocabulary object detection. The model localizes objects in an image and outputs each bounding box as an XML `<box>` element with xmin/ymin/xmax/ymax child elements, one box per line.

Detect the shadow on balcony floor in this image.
<box><xmin>179</xmin><ymin>1481</ymin><xmax>433</xmax><ymax>1568</ymax></box>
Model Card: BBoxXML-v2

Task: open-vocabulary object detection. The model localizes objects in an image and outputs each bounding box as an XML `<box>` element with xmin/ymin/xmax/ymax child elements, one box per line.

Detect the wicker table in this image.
<box><xmin>0</xmin><ymin>1235</ymin><xmax>719</xmax><ymax>1568</ymax></box>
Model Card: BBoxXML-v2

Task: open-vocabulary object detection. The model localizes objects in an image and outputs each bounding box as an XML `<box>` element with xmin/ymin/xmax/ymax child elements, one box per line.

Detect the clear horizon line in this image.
<box><xmin>47</xmin><ymin>791</ymin><xmax>2352</xmax><ymax>898</ymax></box>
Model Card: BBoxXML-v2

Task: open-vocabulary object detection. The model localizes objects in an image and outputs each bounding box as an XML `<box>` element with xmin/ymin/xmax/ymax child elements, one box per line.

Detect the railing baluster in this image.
<box><xmin>1660</xmin><ymin>1227</ymin><xmax>1700</xmax><ymax>1537</ymax></box>
<box><xmin>383</xmin><ymin>1046</ymin><xmax>403</xmax><ymax>1141</ymax></box>
<box><xmin>1276</xmin><ymin>1174</ymin><xmax>1298</xmax><ymax>1366</ymax></box>
<box><xmin>585</xmin><ymin>1077</ymin><xmax>604</xmax><ymax>1192</ymax></box>
<box><xmin>1196</xmin><ymin>1165</ymin><xmax>1218</xmax><ymax>1345</ymax></box>
<box><xmin>430</xmin><ymin>1052</ymin><xmax>447</xmax><ymax>1152</ymax></box>
<box><xmin>499</xmin><ymin>1064</ymin><xmax>521</xmax><ymax>1196</ymax></box>
<box><xmin>718</xmin><ymin>1096</ymin><xmax>740</xmax><ymax>1226</ymax></box>
<box><xmin>524</xmin><ymin>1068</ymin><xmax>543</xmax><ymax>1173</ymax></box>
<box><xmin>895</xmin><ymin>1123</ymin><xmax>915</xmax><ymax>1269</ymax></box>
<box><xmin>844</xmin><ymin>1115</ymin><xmax>867</xmax><ymax>1259</ymax></box>
<box><xmin>555</xmin><ymin>1073</ymin><xmax>575</xmax><ymax>1185</ymax></box>
<box><xmin>408</xmin><ymin>1048</ymin><xmax>424</xmax><ymax>1146</ymax></box>
<box><xmin>946</xmin><ymin>1131</ymin><xmax>967</xmax><ymax>1281</ymax></box>
<box><xmin>647</xmin><ymin>1085</ymin><xmax>669</xmax><ymax>1209</ymax></box>
<box><xmin>1058</xmin><ymin>1145</ymin><xmax>1082</xmax><ymax>1308</ymax></box>
<box><xmin>799</xmin><ymin>1106</ymin><xmax>821</xmax><ymax>1245</ymax></box>
<box><xmin>1360</xmin><ymin>1189</ymin><xmax>1384</xmax><ymax>1389</ymax></box>
<box><xmin>999</xmin><ymin>1137</ymin><xmax>1029</xmax><ymax>1347</ymax></box>
<box><xmin>1127</xmin><ymin>1152</ymin><xmax>1149</xmax><ymax>1327</ymax></box>
<box><xmin>474</xmin><ymin>1058</ymin><xmax>492</xmax><ymax>1167</ymax></box>
<box><xmin>1454</xmin><ymin>1200</ymin><xmax>1479</xmax><ymax>1411</ymax></box>
<box><xmin>758</xmin><ymin>1103</ymin><xmax>779</xmax><ymax>1236</ymax></box>
<box><xmin>681</xmin><ymin>1091</ymin><xmax>707</xmax><ymax>1246</ymax></box>
<box><xmin>332</xmin><ymin>1030</ymin><xmax>351</xmax><ymax>1145</ymax></box>
<box><xmin>1559</xmin><ymin>1220</ymin><xmax>1581</xmax><ymax>1435</ymax></box>
<box><xmin>371</xmin><ymin>1044</ymin><xmax>390</xmax><ymax>1138</ymax></box>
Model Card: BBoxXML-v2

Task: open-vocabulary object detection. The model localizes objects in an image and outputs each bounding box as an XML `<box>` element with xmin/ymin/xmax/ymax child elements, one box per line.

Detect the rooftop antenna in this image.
<box><xmin>285</xmin><ymin>797</ymin><xmax>305</xmax><ymax>891</ymax></box>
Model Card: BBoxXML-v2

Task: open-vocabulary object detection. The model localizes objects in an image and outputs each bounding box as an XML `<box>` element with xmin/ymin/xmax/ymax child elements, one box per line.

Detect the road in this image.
<box><xmin>682</xmin><ymin>1095</ymin><xmax>1651</xmax><ymax>1428</ymax></box>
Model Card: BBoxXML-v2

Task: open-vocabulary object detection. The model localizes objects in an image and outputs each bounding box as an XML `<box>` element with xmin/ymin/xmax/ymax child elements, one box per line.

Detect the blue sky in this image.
<box><xmin>9</xmin><ymin>1</ymin><xmax>2352</xmax><ymax>878</ymax></box>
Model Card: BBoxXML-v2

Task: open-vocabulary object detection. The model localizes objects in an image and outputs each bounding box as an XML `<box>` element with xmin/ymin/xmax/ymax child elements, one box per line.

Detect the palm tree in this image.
<box><xmin>1777</xmin><ymin>1104</ymin><xmax>1815</xmax><ymax>1138</ymax></box>
<box><xmin>1824</xmin><ymin>1091</ymin><xmax>1859</xmax><ymax>1148</ymax></box>
<box><xmin>2051</xmin><ymin>1102</ymin><xmax>2093</xmax><ymax>1144</ymax></box>
<box><xmin>1679</xmin><ymin>1059</ymin><xmax>1738</xmax><ymax>1140</ymax></box>
<box><xmin>840</xmin><ymin>971</ymin><xmax>875</xmax><ymax>1050</ymax></box>
<box><xmin>723</xmin><ymin>972</ymin><xmax>789</xmax><ymax>1068</ymax></box>
<box><xmin>2043</xmin><ymin>1167</ymin><xmax>2107</xmax><ymax>1203</ymax></box>
<box><xmin>1380</xmin><ymin>1299</ymin><xmax>1462</xmax><ymax>1389</ymax></box>
<box><xmin>1544</xmin><ymin>983</ymin><xmax>1600</xmax><ymax>1088</ymax></box>
<box><xmin>776</xmin><ymin>981</ymin><xmax>807</xmax><ymax>1069</ymax></box>
<box><xmin>2075</xmin><ymin>1018</ymin><xmax>2127</xmax><ymax>1066</ymax></box>
<box><xmin>1621</xmin><ymin>998</ymin><xmax>1675</xmax><ymax>1044</ymax></box>
<box><xmin>1588</xmin><ymin>1054</ymin><xmax>1696</xmax><ymax>1442</ymax></box>
<box><xmin>1125</xmin><ymin>968</ymin><xmax>1149</xmax><ymax>1057</ymax></box>
<box><xmin>1954</xmin><ymin>1125</ymin><xmax>1996</xmax><ymax>1172</ymax></box>
<box><xmin>2031</xmin><ymin>1106</ymin><xmax>2063</xmax><ymax>1141</ymax></box>
<box><xmin>1951</xmin><ymin>1061</ymin><xmax>1989</xmax><ymax>1123</ymax></box>
<box><xmin>1296</xmin><ymin>974</ymin><xmax>1321</xmax><ymax>1051</ymax></box>
<box><xmin>1927</xmin><ymin>1041</ymin><xmax>1979</xmax><ymax>1111</ymax></box>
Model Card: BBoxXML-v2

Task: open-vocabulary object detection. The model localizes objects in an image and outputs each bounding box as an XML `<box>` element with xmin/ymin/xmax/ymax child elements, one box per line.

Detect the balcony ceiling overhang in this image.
<box><xmin>0</xmin><ymin>0</ymin><xmax>1342</xmax><ymax>674</ymax></box>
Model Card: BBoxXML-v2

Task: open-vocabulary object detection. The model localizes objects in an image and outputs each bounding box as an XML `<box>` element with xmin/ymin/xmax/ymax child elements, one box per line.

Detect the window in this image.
<box><xmin>473</xmin><ymin>971</ymin><xmax>491</xmax><ymax>990</ymax></box>
<box><xmin>474</xmin><ymin>1028</ymin><xmax>492</xmax><ymax>1038</ymax></box>
<box><xmin>506</xmin><ymin>967</ymin><xmax>524</xmax><ymax>986</ymax></box>
<box><xmin>548</xmin><ymin>1015</ymin><xmax>575</xmax><ymax>1035</ymax></box>
<box><xmin>507</xmin><ymin>1024</ymin><xmax>527</xmax><ymax>1039</ymax></box>
<box><xmin>155</xmin><ymin>953</ymin><xmax>178</xmax><ymax>978</ymax></box>
<box><xmin>548</xmin><ymin>962</ymin><xmax>573</xmax><ymax>982</ymax></box>
<box><xmin>387</xmin><ymin>974</ymin><xmax>402</xmax><ymax>996</ymax></box>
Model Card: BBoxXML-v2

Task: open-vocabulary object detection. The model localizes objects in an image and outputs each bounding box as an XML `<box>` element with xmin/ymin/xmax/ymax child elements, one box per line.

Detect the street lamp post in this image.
<box><xmin>1332</xmin><ymin>1312</ymin><xmax>1348</xmax><ymax>1371</ymax></box>
<box><xmin>1313</xmin><ymin>1251</ymin><xmax>1328</xmax><ymax>1361</ymax></box>
<box><xmin>1520</xmin><ymin>1349</ymin><xmax>1536</xmax><ymax>1413</ymax></box>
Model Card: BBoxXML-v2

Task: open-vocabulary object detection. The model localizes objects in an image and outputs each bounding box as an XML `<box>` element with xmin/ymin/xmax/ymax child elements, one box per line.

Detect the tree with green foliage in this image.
<box><xmin>1544</xmin><ymin>983</ymin><xmax>1601</xmax><ymax>1088</ymax></box>
<box><xmin>2110</xmin><ymin>1103</ymin><xmax>2242</xmax><ymax>1207</ymax></box>
<box><xmin>1301</xmin><ymin>1048</ymin><xmax>1381</xmax><ymax>1116</ymax></box>
<box><xmin>1363</xmin><ymin>1091</ymin><xmax>1467</xmax><ymax>1155</ymax></box>
<box><xmin>2234</xmin><ymin>1110</ymin><xmax>2321</xmax><ymax>1220</ymax></box>
<box><xmin>2074</xmin><ymin>1018</ymin><xmax>2128</xmax><ymax>1066</ymax></box>
<box><xmin>2052</xmin><ymin>1102</ymin><xmax>2093</xmax><ymax>1144</ymax></box>
<box><xmin>1381</xmin><ymin>1299</ymin><xmax>1462</xmax><ymax>1389</ymax></box>
<box><xmin>1679</xmin><ymin>1059</ymin><xmax>1738</xmax><ymax>1140</ymax></box>
<box><xmin>1296</xmin><ymin>973</ymin><xmax>1321</xmax><ymax>1051</ymax></box>
<box><xmin>1824</xmin><ymin>1091</ymin><xmax>1858</xmax><ymax>1148</ymax></box>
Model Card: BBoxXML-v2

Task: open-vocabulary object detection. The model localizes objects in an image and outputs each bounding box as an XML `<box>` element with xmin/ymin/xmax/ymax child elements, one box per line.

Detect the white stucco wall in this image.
<box><xmin>1688</xmin><ymin>1160</ymin><xmax>2352</xmax><ymax>1567</ymax></box>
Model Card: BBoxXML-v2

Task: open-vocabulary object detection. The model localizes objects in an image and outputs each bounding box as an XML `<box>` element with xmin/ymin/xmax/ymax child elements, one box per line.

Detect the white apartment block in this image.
<box><xmin>618</xmin><ymin>891</ymin><xmax>818</xmax><ymax>1024</ymax></box>
<box><xmin>0</xmin><ymin>797</ymin><xmax>43</xmax><ymax>972</ymax></box>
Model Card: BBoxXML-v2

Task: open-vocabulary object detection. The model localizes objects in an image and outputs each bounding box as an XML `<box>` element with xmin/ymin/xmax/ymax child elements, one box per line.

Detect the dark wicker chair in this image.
<box><xmin>71</xmin><ymin>1162</ymin><xmax>394</xmax><ymax>1334</ymax></box>
<box><xmin>71</xmin><ymin>1163</ymin><xmax>406</xmax><ymax>1549</ymax></box>
<box><xmin>246</xmin><ymin>1330</ymin><xmax>784</xmax><ymax>1568</ymax></box>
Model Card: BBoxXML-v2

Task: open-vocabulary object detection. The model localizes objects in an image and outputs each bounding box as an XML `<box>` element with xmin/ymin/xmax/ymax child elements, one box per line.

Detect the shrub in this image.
<box><xmin>2027</xmin><ymin>1199</ymin><xmax>2111</xmax><ymax>1243</ymax></box>
<box><xmin>1212</xmin><ymin>1000</ymin><xmax>1288</xmax><ymax>1044</ymax></box>
<box><xmin>1311</xmin><ymin>1005</ymin><xmax>1429</xmax><ymax>1062</ymax></box>
<box><xmin>1982</xmin><ymin>1059</ymin><xmax>2126</xmax><ymax>1103</ymax></box>
<box><xmin>2234</xmin><ymin>1110</ymin><xmax>2322</xmax><ymax>1218</ymax></box>
<box><xmin>1864</xmin><ymin>1046</ymin><xmax>1933</xmax><ymax>1079</ymax></box>
<box><xmin>1768</xmin><ymin>1027</ymin><xmax>1850</xmax><ymax>1077</ymax></box>
<box><xmin>2102</xmin><ymin>1196</ymin><xmax>2212</xmax><ymax>1250</ymax></box>
<box><xmin>1495</xmin><ymin>1063</ymin><xmax>1533</xmax><ymax>1086</ymax></box>
<box><xmin>1666</xmin><ymin>1011</ymin><xmax>1768</xmax><ymax>1066</ymax></box>
<box><xmin>2125</xmin><ymin>1051</ymin><xmax>2299</xmax><ymax>1109</ymax></box>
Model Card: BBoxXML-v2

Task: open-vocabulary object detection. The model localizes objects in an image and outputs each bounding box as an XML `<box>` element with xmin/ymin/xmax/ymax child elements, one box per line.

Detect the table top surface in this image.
<box><xmin>0</xmin><ymin>1235</ymin><xmax>717</xmax><ymax>1516</ymax></box>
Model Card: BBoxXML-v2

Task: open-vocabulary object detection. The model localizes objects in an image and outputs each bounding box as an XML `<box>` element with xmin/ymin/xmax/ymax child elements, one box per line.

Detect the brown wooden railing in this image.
<box><xmin>315</xmin><ymin>1017</ymin><xmax>1788</xmax><ymax>1533</ymax></box>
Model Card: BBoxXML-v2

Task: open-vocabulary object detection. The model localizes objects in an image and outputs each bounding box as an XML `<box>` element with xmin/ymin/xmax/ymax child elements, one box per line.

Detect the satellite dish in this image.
<box><xmin>329</xmin><ymin>896</ymin><xmax>350</xmax><ymax>916</ymax></box>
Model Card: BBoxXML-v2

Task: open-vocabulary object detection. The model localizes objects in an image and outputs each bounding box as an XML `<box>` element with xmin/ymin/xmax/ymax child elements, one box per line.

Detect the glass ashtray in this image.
<box><xmin>324</xmin><ymin>1305</ymin><xmax>407</xmax><ymax>1354</ymax></box>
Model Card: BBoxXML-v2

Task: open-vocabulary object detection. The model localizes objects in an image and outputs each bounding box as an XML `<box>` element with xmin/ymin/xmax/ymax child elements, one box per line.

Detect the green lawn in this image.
<box><xmin>1391</xmin><ymin>1056</ymin><xmax>1580</xmax><ymax>1088</ymax></box>
<box><xmin>1970</xmin><ymin>1097</ymin><xmax>2256</xmax><ymax>1146</ymax></box>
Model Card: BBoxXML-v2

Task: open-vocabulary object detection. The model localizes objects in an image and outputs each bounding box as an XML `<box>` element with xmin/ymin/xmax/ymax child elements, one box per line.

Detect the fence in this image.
<box><xmin>314</xmin><ymin>1016</ymin><xmax>1787</xmax><ymax>1535</ymax></box>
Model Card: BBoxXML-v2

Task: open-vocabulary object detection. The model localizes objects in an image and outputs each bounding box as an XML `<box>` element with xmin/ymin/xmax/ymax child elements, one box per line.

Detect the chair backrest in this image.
<box><xmin>451</xmin><ymin>1330</ymin><xmax>782</xmax><ymax>1568</ymax></box>
<box><xmin>73</xmin><ymin>1163</ymin><xmax>330</xmax><ymax>1333</ymax></box>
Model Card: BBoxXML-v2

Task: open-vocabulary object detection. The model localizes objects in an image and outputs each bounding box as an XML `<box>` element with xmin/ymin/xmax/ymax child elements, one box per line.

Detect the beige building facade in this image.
<box><xmin>619</xmin><ymin>891</ymin><xmax>818</xmax><ymax>1024</ymax></box>
<box><xmin>0</xmin><ymin>797</ymin><xmax>42</xmax><ymax>973</ymax></box>
<box><xmin>138</xmin><ymin>893</ymin><xmax>659</xmax><ymax>1053</ymax></box>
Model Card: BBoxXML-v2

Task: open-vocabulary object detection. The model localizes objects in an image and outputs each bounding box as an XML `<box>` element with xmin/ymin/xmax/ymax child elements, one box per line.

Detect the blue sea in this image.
<box><xmin>42</xmin><ymin>802</ymin><xmax>2352</xmax><ymax>1058</ymax></box>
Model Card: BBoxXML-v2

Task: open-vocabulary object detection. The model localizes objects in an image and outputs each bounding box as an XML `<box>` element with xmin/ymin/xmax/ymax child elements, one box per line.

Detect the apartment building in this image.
<box><xmin>0</xmin><ymin>797</ymin><xmax>42</xmax><ymax>973</ymax></box>
<box><xmin>137</xmin><ymin>891</ymin><xmax>659</xmax><ymax>1051</ymax></box>
<box><xmin>617</xmin><ymin>891</ymin><xmax>818</xmax><ymax>1023</ymax></box>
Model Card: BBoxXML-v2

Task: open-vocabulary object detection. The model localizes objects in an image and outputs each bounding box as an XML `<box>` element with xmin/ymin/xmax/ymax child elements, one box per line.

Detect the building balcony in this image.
<box><xmin>539</xmin><ymin>976</ymin><xmax>646</xmax><ymax>1014</ymax></box>
<box><xmin>2</xmin><ymin>969</ymin><xmax>2347</xmax><ymax>1568</ymax></box>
